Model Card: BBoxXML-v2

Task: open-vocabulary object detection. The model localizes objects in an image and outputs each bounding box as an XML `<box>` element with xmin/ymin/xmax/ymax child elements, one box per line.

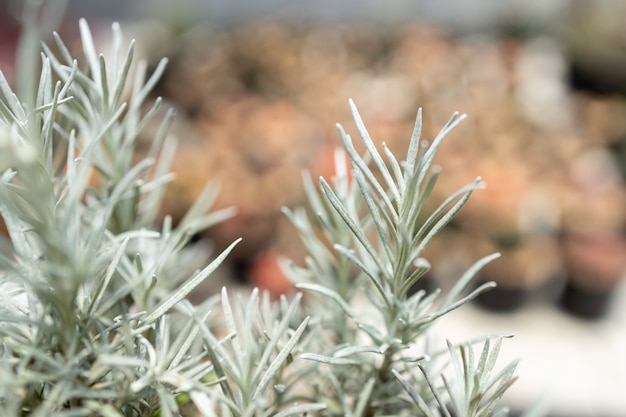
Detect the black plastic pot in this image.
<box><xmin>559</xmin><ymin>282</ymin><xmax>614</xmax><ymax>320</ymax></box>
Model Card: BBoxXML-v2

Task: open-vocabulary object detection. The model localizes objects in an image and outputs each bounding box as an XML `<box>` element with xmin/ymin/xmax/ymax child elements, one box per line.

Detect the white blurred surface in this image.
<box><xmin>437</xmin><ymin>279</ymin><xmax>626</xmax><ymax>417</ymax></box>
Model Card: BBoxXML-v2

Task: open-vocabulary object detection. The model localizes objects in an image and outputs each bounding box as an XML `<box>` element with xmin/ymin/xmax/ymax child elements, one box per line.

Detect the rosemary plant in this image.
<box><xmin>0</xmin><ymin>17</ymin><xmax>242</xmax><ymax>416</ymax></box>
<box><xmin>281</xmin><ymin>101</ymin><xmax>518</xmax><ymax>416</ymax></box>
<box><xmin>0</xmin><ymin>12</ymin><xmax>520</xmax><ymax>417</ymax></box>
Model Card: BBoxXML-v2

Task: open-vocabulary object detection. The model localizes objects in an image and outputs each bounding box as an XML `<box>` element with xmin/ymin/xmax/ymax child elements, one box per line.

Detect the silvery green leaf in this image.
<box><xmin>220</xmin><ymin>287</ymin><xmax>243</xmax><ymax>360</ymax></box>
<box><xmin>399</xmin><ymin>257</ymin><xmax>431</xmax><ymax>297</ymax></box>
<box><xmin>357</xmin><ymin>323</ymin><xmax>385</xmax><ymax>345</ymax></box>
<box><xmin>143</xmin><ymin>238</ymin><xmax>241</xmax><ymax>323</ymax></box>
<box><xmin>178</xmin><ymin>182</ymin><xmax>222</xmax><ymax>229</ymax></box>
<box><xmin>241</xmin><ymin>287</ymin><xmax>260</xmax><ymax>354</ymax></box>
<box><xmin>334</xmin><ymin>345</ymin><xmax>381</xmax><ymax>357</ymax></box>
<box><xmin>87</xmin><ymin>236</ymin><xmax>129</xmax><ymax>315</ymax></box>
<box><xmin>335</xmin><ymin>123</ymin><xmax>397</xmax><ymax>222</ymax></box>
<box><xmin>392</xmin><ymin>369</ymin><xmax>437</xmax><ymax>417</ymax></box>
<box><xmin>417</xmin><ymin>111</ymin><xmax>466</xmax><ymax>188</ymax></box>
<box><xmin>352</xmin><ymin>168</ymin><xmax>396</xmax><ymax>263</ymax></box>
<box><xmin>300</xmin><ymin>353</ymin><xmax>362</xmax><ymax>366</ymax></box>
<box><xmin>331</xmin><ymin>244</ymin><xmax>391</xmax><ymax>308</ymax></box>
<box><xmin>418</xmin><ymin>363</ymin><xmax>453</xmax><ymax>417</ymax></box>
<box><xmin>382</xmin><ymin>141</ymin><xmax>405</xmax><ymax>193</ymax></box>
<box><xmin>443</xmin><ymin>253</ymin><xmax>501</xmax><ymax>309</ymax></box>
<box><xmin>252</xmin><ymin>316</ymin><xmax>310</xmax><ymax>400</ymax></box>
<box><xmin>110</xmin><ymin>39</ymin><xmax>135</xmax><ymax>108</ymax></box>
<box><xmin>421</xmin><ymin>282</ymin><xmax>496</xmax><ymax>326</ymax></box>
<box><xmin>197</xmin><ymin>323</ymin><xmax>238</xmax><ymax>403</ymax></box>
<box><xmin>413</xmin><ymin>177</ymin><xmax>485</xmax><ymax>257</ymax></box>
<box><xmin>250</xmin><ymin>292</ymin><xmax>303</xmax><ymax>389</ymax></box>
<box><xmin>79</xmin><ymin>18</ymin><xmax>100</xmax><ymax>84</ymax></box>
<box><xmin>296</xmin><ymin>283</ymin><xmax>355</xmax><ymax>317</ymax></box>
<box><xmin>320</xmin><ymin>176</ymin><xmax>388</xmax><ymax>277</ymax></box>
<box><xmin>405</xmin><ymin>107</ymin><xmax>423</xmax><ymax>174</ymax></box>
<box><xmin>349</xmin><ymin>98</ymin><xmax>401</xmax><ymax>205</ymax></box>
<box><xmin>168</xmin><ymin>310</ymin><xmax>210</xmax><ymax>370</ymax></box>
<box><xmin>353</xmin><ymin>376</ymin><xmax>376</xmax><ymax>417</ymax></box>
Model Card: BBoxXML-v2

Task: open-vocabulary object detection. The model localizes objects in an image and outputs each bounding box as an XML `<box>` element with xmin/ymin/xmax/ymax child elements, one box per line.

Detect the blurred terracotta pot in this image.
<box><xmin>247</xmin><ymin>249</ymin><xmax>294</xmax><ymax>298</ymax></box>
<box><xmin>473</xmin><ymin>234</ymin><xmax>563</xmax><ymax>312</ymax></box>
<box><xmin>559</xmin><ymin>230</ymin><xmax>626</xmax><ymax>319</ymax></box>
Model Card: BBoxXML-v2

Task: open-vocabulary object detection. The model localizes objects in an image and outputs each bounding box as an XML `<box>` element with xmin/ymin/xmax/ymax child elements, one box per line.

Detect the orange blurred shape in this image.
<box><xmin>247</xmin><ymin>249</ymin><xmax>294</xmax><ymax>298</ymax></box>
<box><xmin>313</xmin><ymin>145</ymin><xmax>352</xmax><ymax>182</ymax></box>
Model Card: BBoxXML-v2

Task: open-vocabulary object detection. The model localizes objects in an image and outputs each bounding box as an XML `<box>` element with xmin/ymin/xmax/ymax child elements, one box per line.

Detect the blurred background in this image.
<box><xmin>2</xmin><ymin>0</ymin><xmax>626</xmax><ymax>415</ymax></box>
